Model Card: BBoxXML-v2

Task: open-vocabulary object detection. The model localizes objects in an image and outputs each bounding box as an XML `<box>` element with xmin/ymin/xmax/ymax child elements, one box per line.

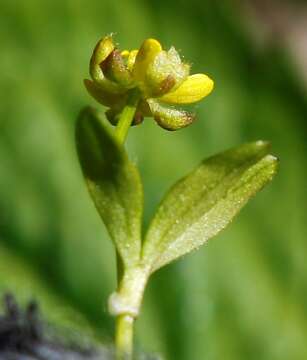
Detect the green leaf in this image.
<box><xmin>142</xmin><ymin>141</ymin><xmax>278</xmax><ymax>273</ymax></box>
<box><xmin>76</xmin><ymin>107</ymin><xmax>143</xmax><ymax>267</ymax></box>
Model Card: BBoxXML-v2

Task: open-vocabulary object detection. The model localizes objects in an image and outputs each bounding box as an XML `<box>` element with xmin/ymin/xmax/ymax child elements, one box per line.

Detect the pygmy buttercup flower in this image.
<box><xmin>84</xmin><ymin>35</ymin><xmax>214</xmax><ymax>130</ymax></box>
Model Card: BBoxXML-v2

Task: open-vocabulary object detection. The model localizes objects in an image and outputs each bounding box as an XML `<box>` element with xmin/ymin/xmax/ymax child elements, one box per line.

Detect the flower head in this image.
<box><xmin>85</xmin><ymin>36</ymin><xmax>214</xmax><ymax>130</ymax></box>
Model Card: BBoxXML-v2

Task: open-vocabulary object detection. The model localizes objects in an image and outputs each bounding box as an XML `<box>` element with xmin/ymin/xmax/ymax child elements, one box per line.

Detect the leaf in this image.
<box><xmin>75</xmin><ymin>107</ymin><xmax>143</xmax><ymax>267</ymax></box>
<box><xmin>142</xmin><ymin>141</ymin><xmax>278</xmax><ymax>273</ymax></box>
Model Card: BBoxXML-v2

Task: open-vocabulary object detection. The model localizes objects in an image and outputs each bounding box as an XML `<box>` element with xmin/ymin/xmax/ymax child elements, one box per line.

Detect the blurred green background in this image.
<box><xmin>0</xmin><ymin>0</ymin><xmax>307</xmax><ymax>359</ymax></box>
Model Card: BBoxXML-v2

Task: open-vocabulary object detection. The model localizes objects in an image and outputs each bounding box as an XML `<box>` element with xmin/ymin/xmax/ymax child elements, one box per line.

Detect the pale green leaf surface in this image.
<box><xmin>142</xmin><ymin>141</ymin><xmax>278</xmax><ymax>272</ymax></box>
<box><xmin>76</xmin><ymin>107</ymin><xmax>143</xmax><ymax>267</ymax></box>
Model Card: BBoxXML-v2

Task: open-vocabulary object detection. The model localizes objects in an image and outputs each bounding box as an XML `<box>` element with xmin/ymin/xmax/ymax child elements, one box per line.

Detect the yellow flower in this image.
<box><xmin>84</xmin><ymin>36</ymin><xmax>214</xmax><ymax>130</ymax></box>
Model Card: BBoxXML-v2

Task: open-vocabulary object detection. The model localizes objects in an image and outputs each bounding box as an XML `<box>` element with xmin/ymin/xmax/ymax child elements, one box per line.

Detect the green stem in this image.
<box><xmin>113</xmin><ymin>89</ymin><xmax>140</xmax><ymax>359</ymax></box>
<box><xmin>115</xmin><ymin>89</ymin><xmax>140</xmax><ymax>145</ymax></box>
<box><xmin>111</xmin><ymin>266</ymin><xmax>149</xmax><ymax>359</ymax></box>
<box><xmin>115</xmin><ymin>315</ymin><xmax>134</xmax><ymax>360</ymax></box>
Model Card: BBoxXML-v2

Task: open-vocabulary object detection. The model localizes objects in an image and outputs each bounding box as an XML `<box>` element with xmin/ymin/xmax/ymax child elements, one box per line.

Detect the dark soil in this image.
<box><xmin>0</xmin><ymin>294</ymin><xmax>160</xmax><ymax>360</ymax></box>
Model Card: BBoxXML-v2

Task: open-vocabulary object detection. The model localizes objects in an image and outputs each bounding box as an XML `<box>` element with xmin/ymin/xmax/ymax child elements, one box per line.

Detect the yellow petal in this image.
<box><xmin>121</xmin><ymin>50</ymin><xmax>130</xmax><ymax>57</ymax></box>
<box><xmin>120</xmin><ymin>50</ymin><xmax>138</xmax><ymax>71</ymax></box>
<box><xmin>133</xmin><ymin>39</ymin><xmax>162</xmax><ymax>84</ymax></box>
<box><xmin>158</xmin><ymin>73</ymin><xmax>214</xmax><ymax>105</ymax></box>
<box><xmin>127</xmin><ymin>50</ymin><xmax>138</xmax><ymax>71</ymax></box>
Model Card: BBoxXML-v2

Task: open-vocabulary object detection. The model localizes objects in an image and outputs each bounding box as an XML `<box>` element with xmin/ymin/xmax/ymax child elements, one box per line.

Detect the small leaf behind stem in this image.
<box><xmin>142</xmin><ymin>141</ymin><xmax>278</xmax><ymax>273</ymax></box>
<box><xmin>76</xmin><ymin>107</ymin><xmax>143</xmax><ymax>268</ymax></box>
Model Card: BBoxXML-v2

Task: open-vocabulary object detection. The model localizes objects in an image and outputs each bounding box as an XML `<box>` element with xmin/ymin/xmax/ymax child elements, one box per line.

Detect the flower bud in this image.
<box><xmin>85</xmin><ymin>36</ymin><xmax>214</xmax><ymax>131</ymax></box>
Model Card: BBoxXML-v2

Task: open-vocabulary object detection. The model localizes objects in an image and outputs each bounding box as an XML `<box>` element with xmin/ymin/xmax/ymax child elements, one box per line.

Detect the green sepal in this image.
<box><xmin>75</xmin><ymin>107</ymin><xmax>143</xmax><ymax>268</ymax></box>
<box><xmin>142</xmin><ymin>141</ymin><xmax>279</xmax><ymax>272</ymax></box>
<box><xmin>103</xmin><ymin>50</ymin><xmax>134</xmax><ymax>88</ymax></box>
<box><xmin>148</xmin><ymin>99</ymin><xmax>195</xmax><ymax>131</ymax></box>
<box><xmin>84</xmin><ymin>79</ymin><xmax>127</xmax><ymax>108</ymax></box>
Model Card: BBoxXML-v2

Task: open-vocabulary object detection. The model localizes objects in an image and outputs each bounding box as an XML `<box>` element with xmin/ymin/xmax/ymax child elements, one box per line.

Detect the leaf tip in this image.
<box><xmin>264</xmin><ymin>153</ymin><xmax>279</xmax><ymax>173</ymax></box>
<box><xmin>77</xmin><ymin>105</ymin><xmax>97</xmax><ymax>121</ymax></box>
